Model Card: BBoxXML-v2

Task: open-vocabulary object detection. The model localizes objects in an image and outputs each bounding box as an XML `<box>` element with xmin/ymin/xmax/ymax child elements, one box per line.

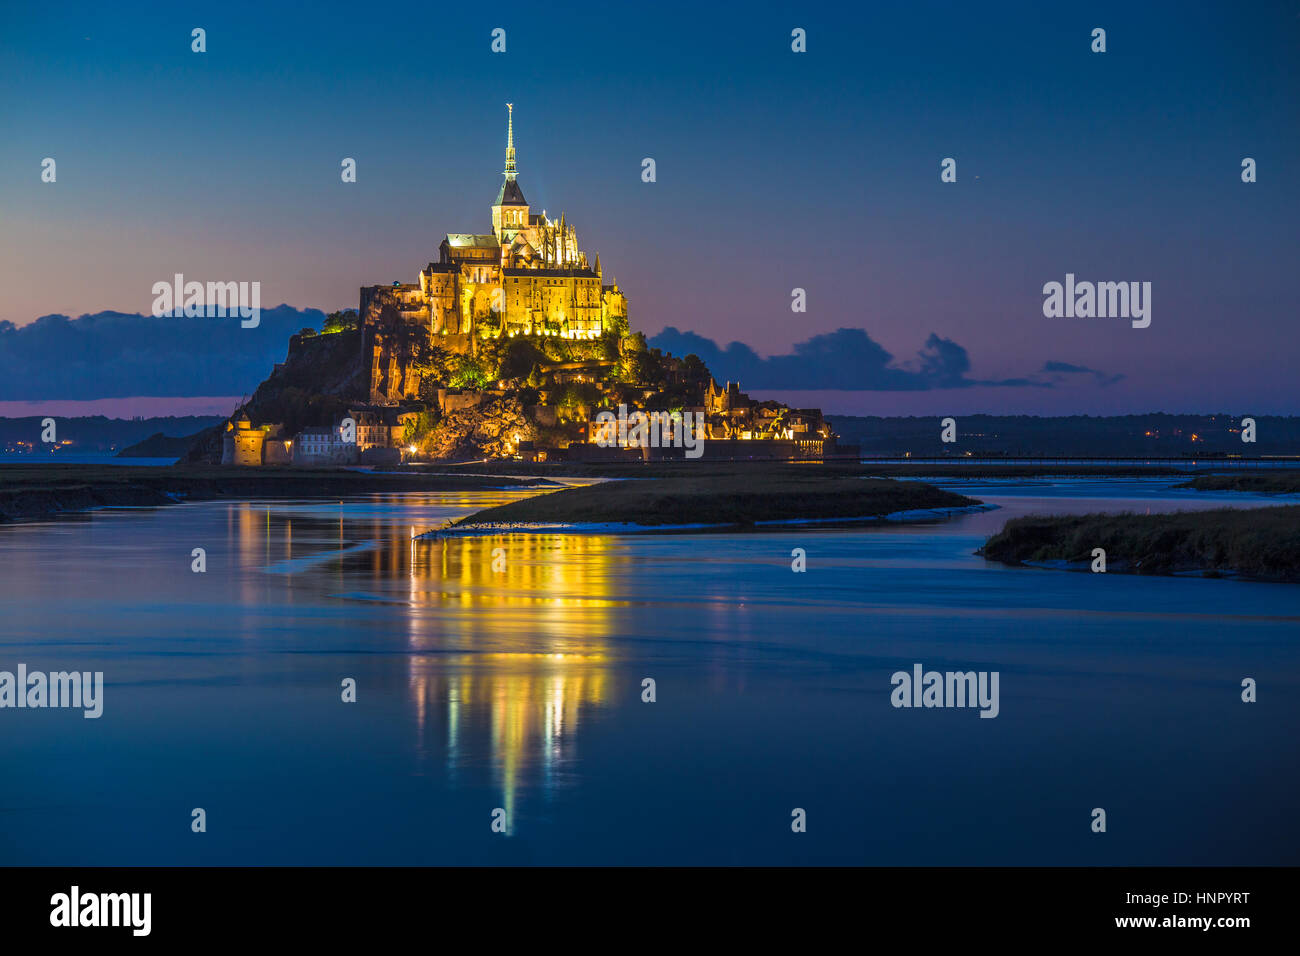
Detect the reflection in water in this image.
<box><xmin>231</xmin><ymin>495</ymin><xmax>618</xmax><ymax>825</ymax></box>
<box><xmin>409</xmin><ymin>656</ymin><xmax>609</xmax><ymax>830</ymax></box>
<box><xmin>403</xmin><ymin>534</ymin><xmax>616</xmax><ymax>823</ymax></box>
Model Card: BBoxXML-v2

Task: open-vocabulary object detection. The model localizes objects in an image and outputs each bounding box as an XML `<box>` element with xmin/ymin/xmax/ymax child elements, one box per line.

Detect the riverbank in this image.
<box><xmin>447</xmin><ymin>471</ymin><xmax>981</xmax><ymax>531</ymax></box>
<box><xmin>978</xmin><ymin>505</ymin><xmax>1300</xmax><ymax>581</ymax></box>
<box><xmin>0</xmin><ymin>464</ymin><xmax>548</xmax><ymax>523</ymax></box>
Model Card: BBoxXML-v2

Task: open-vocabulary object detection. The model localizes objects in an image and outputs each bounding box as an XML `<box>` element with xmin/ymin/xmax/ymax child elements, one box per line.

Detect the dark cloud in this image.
<box><xmin>0</xmin><ymin>306</ymin><xmax>333</xmax><ymax>400</ymax></box>
<box><xmin>0</xmin><ymin>310</ymin><xmax>1122</xmax><ymax>401</ymax></box>
<box><xmin>648</xmin><ymin>326</ymin><xmax>1112</xmax><ymax>391</ymax></box>
<box><xmin>1041</xmin><ymin>360</ymin><xmax>1125</xmax><ymax>387</ymax></box>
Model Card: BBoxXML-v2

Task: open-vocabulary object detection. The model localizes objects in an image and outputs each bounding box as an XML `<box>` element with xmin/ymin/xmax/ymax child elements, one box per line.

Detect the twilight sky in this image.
<box><xmin>1</xmin><ymin>0</ymin><xmax>1297</xmax><ymax>417</ymax></box>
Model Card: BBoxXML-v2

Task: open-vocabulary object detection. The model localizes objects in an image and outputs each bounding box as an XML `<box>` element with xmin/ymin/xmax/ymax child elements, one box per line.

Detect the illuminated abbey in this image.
<box><xmin>219</xmin><ymin>106</ymin><xmax>840</xmax><ymax>464</ymax></box>
<box><xmin>360</xmin><ymin>104</ymin><xmax>627</xmax><ymax>349</ymax></box>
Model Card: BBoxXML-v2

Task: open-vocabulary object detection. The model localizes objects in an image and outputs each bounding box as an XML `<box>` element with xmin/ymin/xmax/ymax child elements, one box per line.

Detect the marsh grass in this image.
<box><xmin>979</xmin><ymin>506</ymin><xmax>1300</xmax><ymax>580</ymax></box>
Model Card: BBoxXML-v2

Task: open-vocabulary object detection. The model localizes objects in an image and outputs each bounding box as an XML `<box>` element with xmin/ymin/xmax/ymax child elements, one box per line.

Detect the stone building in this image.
<box><xmin>222</xmin><ymin>414</ymin><xmax>269</xmax><ymax>465</ymax></box>
<box><xmin>705</xmin><ymin>379</ymin><xmax>833</xmax><ymax>451</ymax></box>
<box><xmin>361</xmin><ymin>105</ymin><xmax>629</xmax><ymax>401</ymax></box>
<box><xmin>292</xmin><ymin>424</ymin><xmax>358</xmax><ymax>466</ymax></box>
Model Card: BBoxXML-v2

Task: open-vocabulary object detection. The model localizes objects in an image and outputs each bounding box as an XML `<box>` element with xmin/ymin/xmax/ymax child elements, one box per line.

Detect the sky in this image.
<box><xmin>1</xmin><ymin>0</ymin><xmax>1297</xmax><ymax>417</ymax></box>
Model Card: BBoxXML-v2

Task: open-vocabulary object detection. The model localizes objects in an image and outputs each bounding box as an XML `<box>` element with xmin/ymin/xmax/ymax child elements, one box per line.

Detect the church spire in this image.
<box><xmin>493</xmin><ymin>103</ymin><xmax>527</xmax><ymax>210</ymax></box>
<box><xmin>504</xmin><ymin>103</ymin><xmax>517</xmax><ymax>180</ymax></box>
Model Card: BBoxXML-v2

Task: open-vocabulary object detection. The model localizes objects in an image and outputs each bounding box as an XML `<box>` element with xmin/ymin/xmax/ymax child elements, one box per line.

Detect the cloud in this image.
<box><xmin>1041</xmin><ymin>360</ymin><xmax>1125</xmax><ymax>387</ymax></box>
<box><xmin>0</xmin><ymin>306</ymin><xmax>334</xmax><ymax>400</ymax></box>
<box><xmin>648</xmin><ymin>326</ymin><xmax>1113</xmax><ymax>391</ymax></box>
<box><xmin>0</xmin><ymin>310</ymin><xmax>1123</xmax><ymax>401</ymax></box>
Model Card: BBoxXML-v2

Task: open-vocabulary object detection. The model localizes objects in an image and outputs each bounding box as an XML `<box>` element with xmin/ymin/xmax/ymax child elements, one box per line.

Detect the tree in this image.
<box><xmin>321</xmin><ymin>310</ymin><xmax>358</xmax><ymax>334</ymax></box>
<box><xmin>449</xmin><ymin>356</ymin><xmax>493</xmax><ymax>390</ymax></box>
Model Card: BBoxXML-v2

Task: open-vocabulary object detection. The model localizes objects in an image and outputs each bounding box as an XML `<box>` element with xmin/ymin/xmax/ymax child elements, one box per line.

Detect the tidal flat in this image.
<box><xmin>450</xmin><ymin>471</ymin><xmax>980</xmax><ymax>530</ymax></box>
<box><xmin>0</xmin><ymin>464</ymin><xmax>546</xmax><ymax>523</ymax></box>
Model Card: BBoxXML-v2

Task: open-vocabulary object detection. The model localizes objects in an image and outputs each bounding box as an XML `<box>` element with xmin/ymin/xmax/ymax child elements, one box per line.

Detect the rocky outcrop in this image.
<box><xmin>184</xmin><ymin>329</ymin><xmax>367</xmax><ymax>463</ymax></box>
<box><xmin>422</xmin><ymin>396</ymin><xmax>539</xmax><ymax>460</ymax></box>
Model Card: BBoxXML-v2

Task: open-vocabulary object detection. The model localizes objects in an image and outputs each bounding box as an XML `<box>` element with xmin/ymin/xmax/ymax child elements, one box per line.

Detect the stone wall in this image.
<box><xmin>264</xmin><ymin>439</ymin><xmax>292</xmax><ymax>465</ymax></box>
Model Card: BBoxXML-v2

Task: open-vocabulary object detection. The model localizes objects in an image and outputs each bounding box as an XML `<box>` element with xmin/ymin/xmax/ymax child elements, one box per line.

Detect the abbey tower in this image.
<box><xmin>360</xmin><ymin>106</ymin><xmax>629</xmax><ymax>399</ymax></box>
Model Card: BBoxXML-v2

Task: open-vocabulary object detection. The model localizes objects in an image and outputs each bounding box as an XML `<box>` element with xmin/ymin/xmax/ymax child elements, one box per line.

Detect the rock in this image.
<box><xmin>424</xmin><ymin>396</ymin><xmax>540</xmax><ymax>460</ymax></box>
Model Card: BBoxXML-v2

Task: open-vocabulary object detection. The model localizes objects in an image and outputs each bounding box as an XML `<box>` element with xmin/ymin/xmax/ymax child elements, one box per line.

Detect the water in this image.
<box><xmin>0</xmin><ymin>453</ymin><xmax>178</xmax><ymax>466</ymax></box>
<box><xmin>0</xmin><ymin>479</ymin><xmax>1296</xmax><ymax>865</ymax></box>
<box><xmin>866</xmin><ymin>457</ymin><xmax>1300</xmax><ymax>469</ymax></box>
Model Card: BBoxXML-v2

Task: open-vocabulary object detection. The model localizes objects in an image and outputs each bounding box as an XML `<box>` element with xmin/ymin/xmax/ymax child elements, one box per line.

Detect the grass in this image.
<box><xmin>453</xmin><ymin>470</ymin><xmax>979</xmax><ymax>528</ymax></box>
<box><xmin>978</xmin><ymin>506</ymin><xmax>1300</xmax><ymax>581</ymax></box>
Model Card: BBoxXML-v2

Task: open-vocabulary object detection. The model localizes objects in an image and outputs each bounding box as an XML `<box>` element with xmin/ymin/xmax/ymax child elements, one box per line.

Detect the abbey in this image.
<box><xmin>212</xmin><ymin>106</ymin><xmax>844</xmax><ymax>465</ymax></box>
<box><xmin>360</xmin><ymin>104</ymin><xmax>628</xmax><ymax>354</ymax></box>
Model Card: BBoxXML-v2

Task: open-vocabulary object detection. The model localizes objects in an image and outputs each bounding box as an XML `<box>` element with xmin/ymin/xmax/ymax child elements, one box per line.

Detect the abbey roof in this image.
<box><xmin>494</xmin><ymin>177</ymin><xmax>528</xmax><ymax>206</ymax></box>
<box><xmin>445</xmin><ymin>234</ymin><xmax>500</xmax><ymax>249</ymax></box>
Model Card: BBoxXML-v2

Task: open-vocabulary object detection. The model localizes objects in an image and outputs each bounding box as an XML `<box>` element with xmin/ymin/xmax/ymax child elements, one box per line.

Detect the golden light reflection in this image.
<box><xmin>403</xmin><ymin>533</ymin><xmax>618</xmax><ymax>818</ymax></box>
<box><xmin>409</xmin><ymin>653</ymin><xmax>610</xmax><ymax>828</ymax></box>
<box><xmin>230</xmin><ymin>496</ymin><xmax>623</xmax><ymax>825</ymax></box>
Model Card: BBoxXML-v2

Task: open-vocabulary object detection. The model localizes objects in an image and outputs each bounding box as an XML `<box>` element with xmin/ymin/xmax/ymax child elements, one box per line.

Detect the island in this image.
<box><xmin>978</xmin><ymin>506</ymin><xmax>1300</xmax><ymax>581</ymax></box>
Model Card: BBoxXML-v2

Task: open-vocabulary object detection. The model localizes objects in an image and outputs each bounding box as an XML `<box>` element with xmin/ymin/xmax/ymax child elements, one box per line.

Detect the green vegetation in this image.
<box><xmin>402</xmin><ymin>408</ymin><xmax>440</xmax><ymax>448</ymax></box>
<box><xmin>1176</xmin><ymin>473</ymin><xmax>1300</xmax><ymax>494</ymax></box>
<box><xmin>447</xmin><ymin>355</ymin><xmax>494</xmax><ymax>390</ymax></box>
<box><xmin>405</xmin><ymin>327</ymin><xmax>713</xmax><ymax>434</ymax></box>
<box><xmin>452</xmin><ymin>470</ymin><xmax>978</xmax><ymax>529</ymax></box>
<box><xmin>978</xmin><ymin>506</ymin><xmax>1300</xmax><ymax>580</ymax></box>
<box><xmin>321</xmin><ymin>309</ymin><xmax>360</xmax><ymax>334</ymax></box>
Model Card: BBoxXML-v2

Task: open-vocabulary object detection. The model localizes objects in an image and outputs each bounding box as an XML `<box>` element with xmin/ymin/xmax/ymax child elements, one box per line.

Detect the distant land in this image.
<box><xmin>1</xmin><ymin>413</ymin><xmax>1296</xmax><ymax>461</ymax></box>
<box><xmin>116</xmin><ymin>432</ymin><xmax>199</xmax><ymax>458</ymax></box>
<box><xmin>0</xmin><ymin>416</ymin><xmax>225</xmax><ymax>456</ymax></box>
<box><xmin>828</xmin><ymin>414</ymin><xmax>1300</xmax><ymax>458</ymax></box>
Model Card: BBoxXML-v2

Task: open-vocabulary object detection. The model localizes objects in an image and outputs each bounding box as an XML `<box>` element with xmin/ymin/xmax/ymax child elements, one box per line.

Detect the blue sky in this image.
<box><xmin>1</xmin><ymin>0</ymin><xmax>1297</xmax><ymax>415</ymax></box>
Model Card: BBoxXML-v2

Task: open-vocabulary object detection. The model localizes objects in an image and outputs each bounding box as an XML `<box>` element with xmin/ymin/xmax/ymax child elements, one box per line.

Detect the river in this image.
<box><xmin>0</xmin><ymin>477</ymin><xmax>1295</xmax><ymax>864</ymax></box>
